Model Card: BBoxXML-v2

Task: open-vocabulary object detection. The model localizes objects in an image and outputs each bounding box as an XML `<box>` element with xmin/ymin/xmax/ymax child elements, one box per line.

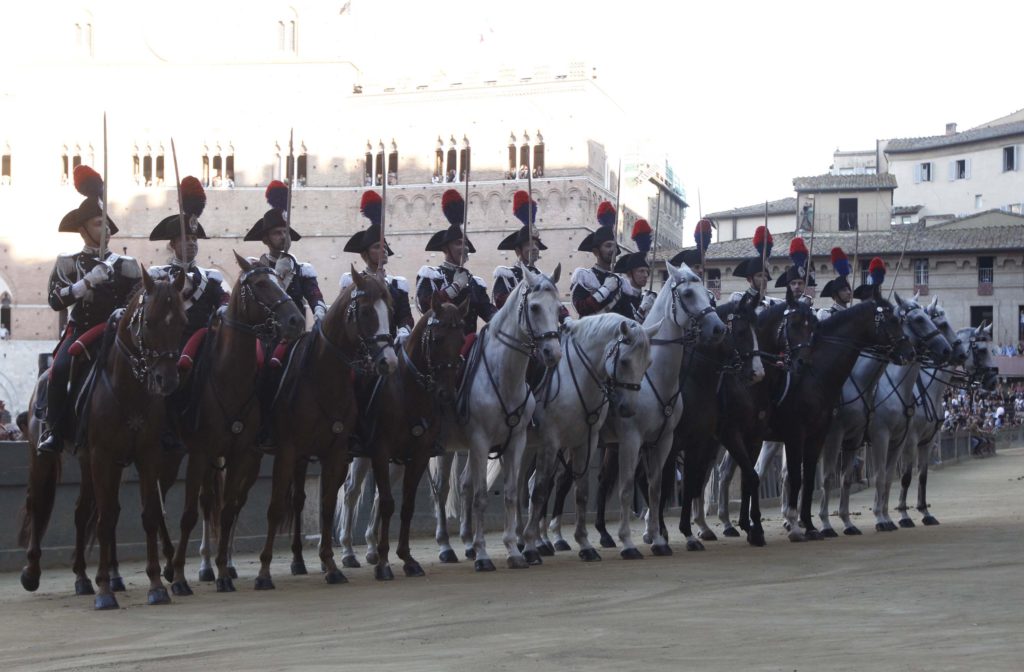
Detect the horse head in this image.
<box><xmin>720</xmin><ymin>292</ymin><xmax>765</xmax><ymax>385</ymax></box>
<box><xmin>602</xmin><ymin>318</ymin><xmax>657</xmax><ymax>418</ymax></box>
<box><xmin>963</xmin><ymin>322</ymin><xmax>999</xmax><ymax>390</ymax></box>
<box><xmin>757</xmin><ymin>299</ymin><xmax>816</xmax><ymax>367</ymax></box>
<box><xmin>422</xmin><ymin>293</ymin><xmax>468</xmax><ymax>404</ymax></box>
<box><xmin>343</xmin><ymin>265</ymin><xmax>398</xmax><ymax>376</ymax></box>
<box><xmin>894</xmin><ymin>292</ymin><xmax>952</xmax><ymax>365</ymax></box>
<box><xmin>232</xmin><ymin>252</ymin><xmax>305</xmax><ymax>341</ymax></box>
<box><xmin>518</xmin><ymin>262</ymin><xmax>563</xmax><ymax>369</ymax></box>
<box><xmin>131</xmin><ymin>270</ymin><xmax>189</xmax><ymax>396</ymax></box>
<box><xmin>664</xmin><ymin>260</ymin><xmax>726</xmax><ymax>344</ymax></box>
<box><xmin>868</xmin><ymin>296</ymin><xmax>915</xmax><ymax>364</ymax></box>
<box><xmin>927</xmin><ymin>296</ymin><xmax>969</xmax><ymax>365</ymax></box>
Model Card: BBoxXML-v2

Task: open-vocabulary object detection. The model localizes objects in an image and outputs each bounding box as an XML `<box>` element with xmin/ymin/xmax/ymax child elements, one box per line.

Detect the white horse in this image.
<box><xmin>897</xmin><ymin>318</ymin><xmax>996</xmax><ymax>526</ymax></box>
<box><xmin>606</xmin><ymin>261</ymin><xmax>726</xmax><ymax>558</ymax></box>
<box><xmin>430</xmin><ymin>264</ymin><xmax>564</xmax><ymax>570</ymax></box>
<box><xmin>866</xmin><ymin>294</ymin><xmax>952</xmax><ymax>532</ymax></box>
<box><xmin>522</xmin><ymin>313</ymin><xmax>658</xmax><ymax>563</ymax></box>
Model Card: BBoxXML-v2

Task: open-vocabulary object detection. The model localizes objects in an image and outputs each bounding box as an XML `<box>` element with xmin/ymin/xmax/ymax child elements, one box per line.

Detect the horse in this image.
<box><xmin>864</xmin><ymin>295</ymin><xmax>953</xmax><ymax>532</ymax></box>
<box><xmin>431</xmin><ymin>263</ymin><xmax>563</xmax><ymax>571</ymax></box>
<box><xmin>252</xmin><ymin>267</ymin><xmax>397</xmax><ymax>590</ymax></box>
<box><xmin>155</xmin><ymin>253</ymin><xmax>303</xmax><ymax>596</ymax></box>
<box><xmin>521</xmin><ymin>313</ymin><xmax>657</xmax><ymax>563</ymax></box>
<box><xmin>815</xmin><ymin>294</ymin><xmax>953</xmax><ymax>535</ymax></box>
<box><xmin>603</xmin><ymin>261</ymin><xmax>726</xmax><ymax>558</ymax></box>
<box><xmin>896</xmin><ymin>319</ymin><xmax>997</xmax><ymax>527</ymax></box>
<box><xmin>767</xmin><ymin>296</ymin><xmax>926</xmax><ymax>541</ymax></box>
<box><xmin>332</xmin><ymin>298</ymin><xmax>467</xmax><ymax>580</ymax></box>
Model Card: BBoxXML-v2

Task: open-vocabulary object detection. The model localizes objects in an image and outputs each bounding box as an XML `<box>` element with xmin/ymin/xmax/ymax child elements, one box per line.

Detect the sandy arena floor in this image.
<box><xmin>1</xmin><ymin>448</ymin><xmax>1022</xmax><ymax>672</ymax></box>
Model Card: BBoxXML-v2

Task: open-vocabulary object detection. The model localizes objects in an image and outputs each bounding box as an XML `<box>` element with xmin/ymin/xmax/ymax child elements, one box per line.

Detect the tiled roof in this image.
<box><xmin>704</xmin><ymin>211</ymin><xmax>1024</xmax><ymax>261</ymax></box>
<box><xmin>792</xmin><ymin>173</ymin><xmax>897</xmax><ymax>192</ymax></box>
<box><xmin>892</xmin><ymin>205</ymin><xmax>923</xmax><ymax>215</ymax></box>
<box><xmin>885</xmin><ymin>120</ymin><xmax>1024</xmax><ymax>154</ymax></box>
<box><xmin>706</xmin><ymin>197</ymin><xmax>797</xmax><ymax>219</ymax></box>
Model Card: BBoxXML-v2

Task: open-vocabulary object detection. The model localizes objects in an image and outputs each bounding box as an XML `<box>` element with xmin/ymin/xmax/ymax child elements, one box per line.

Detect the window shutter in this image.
<box><xmin>965</xmin><ymin>158</ymin><xmax>972</xmax><ymax>179</ymax></box>
<box><xmin>913</xmin><ymin>163</ymin><xmax>921</xmax><ymax>183</ymax></box>
<box><xmin>948</xmin><ymin>161</ymin><xmax>956</xmax><ymax>181</ymax></box>
<box><xmin>1016</xmin><ymin>146</ymin><xmax>1021</xmax><ymax>171</ymax></box>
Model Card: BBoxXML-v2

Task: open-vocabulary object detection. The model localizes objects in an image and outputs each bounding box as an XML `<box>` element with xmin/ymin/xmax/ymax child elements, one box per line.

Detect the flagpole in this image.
<box><xmin>759</xmin><ymin>200</ymin><xmax>769</xmax><ymax>302</ymax></box>
<box><xmin>100</xmin><ymin>112</ymin><xmax>109</xmax><ymax>259</ymax></box>
<box><xmin>286</xmin><ymin>129</ymin><xmax>294</xmax><ymax>247</ymax></box>
<box><xmin>888</xmin><ymin>222</ymin><xmax>914</xmax><ymax>300</ymax></box>
<box><xmin>647</xmin><ymin>186</ymin><xmax>662</xmax><ymax>292</ymax></box>
<box><xmin>462</xmin><ymin>135</ymin><xmax>471</xmax><ymax>268</ymax></box>
<box><xmin>170</xmin><ymin>138</ymin><xmax>186</xmax><ymax>264</ymax></box>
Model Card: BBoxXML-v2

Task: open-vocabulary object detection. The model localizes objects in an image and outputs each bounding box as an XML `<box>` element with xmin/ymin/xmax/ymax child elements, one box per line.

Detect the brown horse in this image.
<box><xmin>85</xmin><ymin>272</ymin><xmax>189</xmax><ymax>609</ymax></box>
<box><xmin>331</xmin><ymin>296</ymin><xmax>467</xmax><ymax>580</ymax></box>
<box><xmin>251</xmin><ymin>267</ymin><xmax>397</xmax><ymax>590</ymax></box>
<box><xmin>157</xmin><ymin>253</ymin><xmax>304</xmax><ymax>596</ymax></box>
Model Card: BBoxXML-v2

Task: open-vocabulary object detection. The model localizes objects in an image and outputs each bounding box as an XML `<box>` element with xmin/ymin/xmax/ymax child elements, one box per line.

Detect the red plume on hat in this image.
<box><xmin>631</xmin><ymin>219</ymin><xmax>652</xmax><ymax>254</ymax></box>
<box><xmin>360</xmin><ymin>190</ymin><xmax>382</xmax><ymax>226</ymax></box>
<box><xmin>265</xmin><ymin>180</ymin><xmax>289</xmax><ymax>211</ymax></box>
<box><xmin>73</xmin><ymin>165</ymin><xmax>103</xmax><ymax>199</ymax></box>
<box><xmin>789</xmin><ymin>236</ymin><xmax>808</xmax><ymax>269</ymax></box>
<box><xmin>597</xmin><ymin>201</ymin><xmax>616</xmax><ymax>228</ymax></box>
<box><xmin>180</xmin><ymin>176</ymin><xmax>206</xmax><ymax>218</ymax></box>
<box><xmin>694</xmin><ymin>218</ymin><xmax>713</xmax><ymax>251</ymax></box>
<box><xmin>830</xmin><ymin>247</ymin><xmax>851</xmax><ymax>277</ymax></box>
<box><xmin>441</xmin><ymin>189</ymin><xmax>465</xmax><ymax>226</ymax></box>
<box><xmin>868</xmin><ymin>257</ymin><xmax>886</xmax><ymax>285</ymax></box>
<box><xmin>753</xmin><ymin>225</ymin><xmax>773</xmax><ymax>258</ymax></box>
<box><xmin>513</xmin><ymin>190</ymin><xmax>537</xmax><ymax>226</ymax></box>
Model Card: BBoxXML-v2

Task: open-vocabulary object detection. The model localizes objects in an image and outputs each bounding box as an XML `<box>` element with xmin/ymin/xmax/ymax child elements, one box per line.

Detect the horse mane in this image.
<box><xmin>337</xmin><ymin>272</ymin><xmax>392</xmax><ymax>310</ymax></box>
<box><xmin>569</xmin><ymin>312</ymin><xmax>631</xmax><ymax>342</ymax></box>
<box><xmin>815</xmin><ymin>299</ymin><xmax>878</xmax><ymax>337</ymax></box>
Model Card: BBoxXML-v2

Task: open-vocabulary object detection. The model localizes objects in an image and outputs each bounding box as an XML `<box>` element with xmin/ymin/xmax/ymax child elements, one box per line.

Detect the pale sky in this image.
<box><xmin>357</xmin><ymin>0</ymin><xmax>1022</xmax><ymax>217</ymax></box>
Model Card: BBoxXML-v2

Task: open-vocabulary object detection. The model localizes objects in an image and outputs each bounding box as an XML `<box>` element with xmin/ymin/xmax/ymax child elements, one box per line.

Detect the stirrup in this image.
<box><xmin>36</xmin><ymin>430</ymin><xmax>63</xmax><ymax>455</ymax></box>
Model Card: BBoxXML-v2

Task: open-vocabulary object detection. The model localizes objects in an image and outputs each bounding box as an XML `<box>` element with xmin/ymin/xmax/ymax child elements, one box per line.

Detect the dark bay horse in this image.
<box><xmin>159</xmin><ymin>252</ymin><xmax>303</xmax><ymax>596</ymax></box>
<box><xmin>253</xmin><ymin>267</ymin><xmax>397</xmax><ymax>590</ymax></box>
<box><xmin>332</xmin><ymin>297</ymin><xmax>467</xmax><ymax>580</ymax></box>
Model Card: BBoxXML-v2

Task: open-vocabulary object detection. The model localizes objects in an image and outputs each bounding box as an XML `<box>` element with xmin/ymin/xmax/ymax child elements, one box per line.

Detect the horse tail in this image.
<box><xmin>16</xmin><ymin>444</ymin><xmax>63</xmax><ymax>548</ymax></box>
<box><xmin>444</xmin><ymin>455</ymin><xmax>462</xmax><ymax>520</ymax></box>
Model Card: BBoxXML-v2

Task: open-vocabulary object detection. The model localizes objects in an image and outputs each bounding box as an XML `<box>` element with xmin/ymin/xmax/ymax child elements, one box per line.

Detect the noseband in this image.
<box><xmin>340</xmin><ymin>288</ymin><xmax>396</xmax><ymax>372</ymax></box>
<box><xmin>651</xmin><ymin>279</ymin><xmax>716</xmax><ymax>347</ymax></box>
<box><xmin>403</xmin><ymin>315</ymin><xmax>461</xmax><ymax>391</ymax></box>
<box><xmin>118</xmin><ymin>292</ymin><xmax>181</xmax><ymax>383</ymax></box>
<box><xmin>492</xmin><ymin>283</ymin><xmax>560</xmax><ymax>356</ymax></box>
<box><xmin>902</xmin><ymin>305</ymin><xmax>945</xmax><ymax>364</ymax></box>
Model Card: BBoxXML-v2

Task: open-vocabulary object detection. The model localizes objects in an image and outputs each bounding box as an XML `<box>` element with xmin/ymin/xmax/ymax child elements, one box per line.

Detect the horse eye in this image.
<box><xmin>683</xmin><ymin>289</ymin><xmax>694</xmax><ymax>298</ymax></box>
<box><xmin>530</xmin><ymin>304</ymin><xmax>540</xmax><ymax>313</ymax></box>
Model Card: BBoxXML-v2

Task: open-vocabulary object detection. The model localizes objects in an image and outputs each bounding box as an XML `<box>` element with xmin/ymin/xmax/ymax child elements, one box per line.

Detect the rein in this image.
<box><xmin>118</xmin><ymin>295</ymin><xmax>180</xmax><ymax>384</ymax></box>
<box><xmin>221</xmin><ymin>266</ymin><xmax>295</xmax><ymax>340</ymax></box>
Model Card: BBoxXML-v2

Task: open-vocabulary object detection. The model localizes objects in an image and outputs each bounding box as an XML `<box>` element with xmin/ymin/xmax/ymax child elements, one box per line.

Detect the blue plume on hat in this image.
<box><xmin>831</xmin><ymin>247</ymin><xmax>851</xmax><ymax>278</ymax></box>
<box><xmin>868</xmin><ymin>257</ymin><xmax>886</xmax><ymax>285</ymax></box>
<box><xmin>753</xmin><ymin>226</ymin><xmax>773</xmax><ymax>258</ymax></box>
<box><xmin>789</xmin><ymin>237</ymin><xmax>808</xmax><ymax>270</ymax></box>
<box><xmin>597</xmin><ymin>201</ymin><xmax>616</xmax><ymax>228</ymax></box>
<box><xmin>265</xmin><ymin>180</ymin><xmax>289</xmax><ymax>211</ymax></box>
<box><xmin>631</xmin><ymin>219</ymin><xmax>652</xmax><ymax>254</ymax></box>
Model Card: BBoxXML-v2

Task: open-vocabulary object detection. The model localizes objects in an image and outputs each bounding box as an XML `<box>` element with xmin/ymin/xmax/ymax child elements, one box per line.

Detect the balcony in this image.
<box><xmin>978</xmin><ymin>267</ymin><xmax>994</xmax><ymax>296</ymax></box>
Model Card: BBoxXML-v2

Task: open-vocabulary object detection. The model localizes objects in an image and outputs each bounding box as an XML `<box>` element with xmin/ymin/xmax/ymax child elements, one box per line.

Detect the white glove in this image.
<box><xmin>639</xmin><ymin>292</ymin><xmax>657</xmax><ymax>317</ymax></box>
<box><xmin>70</xmin><ymin>279</ymin><xmax>89</xmax><ymax>299</ymax></box>
<box><xmin>85</xmin><ymin>262</ymin><xmax>114</xmax><ymax>288</ymax></box>
<box><xmin>313</xmin><ymin>303</ymin><xmax>327</xmax><ymax>322</ymax></box>
<box><xmin>445</xmin><ymin>268</ymin><xmax>472</xmax><ymax>299</ymax></box>
<box><xmin>594</xmin><ymin>274</ymin><xmax>620</xmax><ymax>301</ymax></box>
<box><xmin>396</xmin><ymin>325</ymin><xmax>411</xmax><ymax>345</ymax></box>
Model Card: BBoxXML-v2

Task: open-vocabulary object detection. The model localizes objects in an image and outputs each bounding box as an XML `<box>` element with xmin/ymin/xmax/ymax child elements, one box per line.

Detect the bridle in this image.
<box><xmin>117</xmin><ymin>291</ymin><xmax>182</xmax><ymax>384</ymax></box>
<box><xmin>221</xmin><ymin>266</ymin><xmax>296</xmax><ymax>340</ymax></box>
<box><xmin>900</xmin><ymin>303</ymin><xmax>946</xmax><ymax>366</ymax></box>
<box><xmin>491</xmin><ymin>281</ymin><xmax>560</xmax><ymax>356</ymax></box>
<box><xmin>403</xmin><ymin>313</ymin><xmax>462</xmax><ymax>392</ymax></box>
<box><xmin>320</xmin><ymin>286</ymin><xmax>396</xmax><ymax>374</ymax></box>
<box><xmin>651</xmin><ymin>277</ymin><xmax>717</xmax><ymax>347</ymax></box>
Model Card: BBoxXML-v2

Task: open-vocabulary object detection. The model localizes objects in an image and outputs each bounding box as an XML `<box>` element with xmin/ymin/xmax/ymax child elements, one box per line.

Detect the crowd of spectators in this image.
<box><xmin>0</xmin><ymin>399</ymin><xmax>24</xmax><ymax>441</ymax></box>
<box><xmin>995</xmin><ymin>342</ymin><xmax>1024</xmax><ymax>356</ymax></box>
<box><xmin>942</xmin><ymin>384</ymin><xmax>1024</xmax><ymax>455</ymax></box>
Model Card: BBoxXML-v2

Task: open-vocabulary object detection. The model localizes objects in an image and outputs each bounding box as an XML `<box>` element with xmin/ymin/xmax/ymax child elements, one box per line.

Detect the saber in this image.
<box><xmin>170</xmin><ymin>138</ymin><xmax>187</xmax><ymax>267</ymax></box>
<box><xmin>853</xmin><ymin>221</ymin><xmax>860</xmax><ymax>284</ymax></box>
<box><xmin>698</xmin><ymin>187</ymin><xmax>706</xmax><ymax>272</ymax></box>
<box><xmin>462</xmin><ymin>135</ymin><xmax>471</xmax><ymax>268</ymax></box>
<box><xmin>647</xmin><ymin>186</ymin><xmax>662</xmax><ymax>292</ymax></box>
<box><xmin>287</xmin><ymin>128</ymin><xmax>294</xmax><ymax>244</ymax></box>
<box><xmin>100</xmin><ymin>112</ymin><xmax>109</xmax><ymax>258</ymax></box>
<box><xmin>806</xmin><ymin>197</ymin><xmax>816</xmax><ymax>290</ymax></box>
<box><xmin>759</xmin><ymin>201</ymin><xmax>769</xmax><ymax>302</ymax></box>
<box><xmin>380</xmin><ymin>141</ymin><xmax>387</xmax><ymax>277</ymax></box>
<box><xmin>888</xmin><ymin>221</ymin><xmax>914</xmax><ymax>300</ymax></box>
<box><xmin>613</xmin><ymin>157</ymin><xmax>622</xmax><ymax>267</ymax></box>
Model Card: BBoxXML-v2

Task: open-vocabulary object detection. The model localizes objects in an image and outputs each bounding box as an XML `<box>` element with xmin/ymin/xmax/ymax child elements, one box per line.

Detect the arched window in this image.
<box><xmin>433</xmin><ymin>137</ymin><xmax>444</xmax><ymax>183</ymax></box>
<box><xmin>74</xmin><ymin>13</ymin><xmax>93</xmax><ymax>57</ymax></box>
<box><xmin>202</xmin><ymin>145</ymin><xmax>210</xmax><ymax>186</ymax></box>
<box><xmin>387</xmin><ymin>139</ymin><xmax>397</xmax><ymax>185</ymax></box>
<box><xmin>374</xmin><ymin>141</ymin><xmax>384</xmax><ymax>186</ymax></box>
<box><xmin>72</xmin><ymin>146</ymin><xmax>82</xmax><ymax>170</ymax></box>
<box><xmin>225</xmin><ymin>144</ymin><xmax>235</xmax><ymax>186</ymax></box>
<box><xmin>132</xmin><ymin>145</ymin><xmax>141</xmax><ymax>185</ymax></box>
<box><xmin>61</xmin><ymin>146</ymin><xmax>69</xmax><ymax>184</ymax></box>
<box><xmin>507</xmin><ymin>133</ymin><xmax>517</xmax><ymax>179</ymax></box>
<box><xmin>364</xmin><ymin>142</ymin><xmax>373</xmax><ymax>186</ymax></box>
<box><xmin>296</xmin><ymin>143</ymin><xmax>307</xmax><ymax>186</ymax></box>
<box><xmin>212</xmin><ymin>144</ymin><xmax>223</xmax><ymax>187</ymax></box>
<box><xmin>1</xmin><ymin>145</ymin><xmax>11</xmax><ymax>185</ymax></box>
<box><xmin>446</xmin><ymin>136</ymin><xmax>457</xmax><ymax>183</ymax></box>
<box><xmin>155</xmin><ymin>145</ymin><xmax>165</xmax><ymax>185</ymax></box>
<box><xmin>519</xmin><ymin>139</ymin><xmax>530</xmax><ymax>179</ymax></box>
<box><xmin>459</xmin><ymin>136</ymin><xmax>470</xmax><ymax>182</ymax></box>
<box><xmin>533</xmin><ymin>131</ymin><xmax>544</xmax><ymax>177</ymax></box>
<box><xmin>277</xmin><ymin>9</ymin><xmax>297</xmax><ymax>53</ymax></box>
<box><xmin>0</xmin><ymin>292</ymin><xmax>11</xmax><ymax>337</ymax></box>
<box><xmin>143</xmin><ymin>145</ymin><xmax>153</xmax><ymax>186</ymax></box>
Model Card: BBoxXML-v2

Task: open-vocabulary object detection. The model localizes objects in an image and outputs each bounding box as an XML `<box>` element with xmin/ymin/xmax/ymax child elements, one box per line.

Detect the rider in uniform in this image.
<box><xmin>38</xmin><ymin>165</ymin><xmax>142</xmax><ymax>454</ymax></box>
<box><xmin>669</xmin><ymin>217</ymin><xmax>717</xmax><ymax>306</ymax></box>
<box><xmin>147</xmin><ymin>177</ymin><xmax>229</xmax><ymax>340</ymax></box>
<box><xmin>853</xmin><ymin>257</ymin><xmax>886</xmax><ymax>302</ymax></box>
<box><xmin>774</xmin><ymin>236</ymin><xmax>815</xmax><ymax>306</ymax></box>
<box><xmin>340</xmin><ymin>190</ymin><xmax>414</xmax><ymax>342</ymax></box>
<box><xmin>570</xmin><ymin>201</ymin><xmax>622</xmax><ymax>317</ymax></box>
<box><xmin>729</xmin><ymin>225</ymin><xmax>775</xmax><ymax>315</ymax></box>
<box><xmin>493</xmin><ymin>190</ymin><xmax>546</xmax><ymax>307</ymax></box>
<box><xmin>612</xmin><ymin>219</ymin><xmax>657</xmax><ymax>322</ymax></box>
<box><xmin>415</xmin><ymin>189</ymin><xmax>495</xmax><ymax>334</ymax></box>
<box><xmin>243</xmin><ymin>180</ymin><xmax>326</xmax><ymax>322</ymax></box>
<box><xmin>817</xmin><ymin>246</ymin><xmax>853</xmax><ymax>322</ymax></box>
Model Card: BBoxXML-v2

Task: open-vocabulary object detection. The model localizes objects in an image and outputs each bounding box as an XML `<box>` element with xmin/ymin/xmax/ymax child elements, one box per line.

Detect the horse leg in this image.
<box><xmin>817</xmin><ymin>429</ymin><xmax>842</xmax><ymax>537</ymax></box>
<box><xmin>318</xmin><ymin>450</ymin><xmax>349</xmax><ymax>585</ymax></box>
<box><xmin>197</xmin><ymin>467</ymin><xmax>220</xmax><ymax>582</ymax></box>
<box><xmin>71</xmin><ymin>451</ymin><xmax>96</xmax><ymax>596</ymax></box>
<box><xmin>656</xmin><ymin>448</ymin><xmax>677</xmax><ymax>544</ymax></box>
<box><xmin>548</xmin><ymin>457</ymin><xmax>575</xmax><ymax>551</ymax></box>
<box><xmin>254</xmin><ymin>444</ymin><xmax>291</xmax><ymax>591</ymax></box>
<box><xmin>780</xmin><ymin>438</ymin><xmax>806</xmax><ymax>542</ymax></box>
<box><xmin>91</xmin><ymin>458</ymin><xmax>121</xmax><ymax>610</ymax></box>
<box><xmin>458</xmin><ymin>451</ymin><xmax>475</xmax><ymax>558</ymax></box>
<box><xmin>336</xmin><ymin>455</ymin><xmax>370</xmax><ymax>568</ymax></box>
<box><xmin>680</xmin><ymin>444</ymin><xmax>710</xmax><ymax>551</ymax></box>
<box><xmin>595</xmin><ymin>440</ymin><xmax>618</xmax><ymax>549</ymax></box>
<box><xmin>430</xmin><ymin>453</ymin><xmax>458</xmax><ymax>563</ymax></box>
<box><xmin>796</xmin><ymin>435</ymin><xmax>825</xmax><ymax>540</ymax></box>
<box><xmin>157</xmin><ymin>449</ymin><xmax>184</xmax><ymax>583</ymax></box>
<box><xmin>365</xmin><ymin>463</ymin><xmax>401</xmax><ymax>566</ymax></box>
<box><xmin>137</xmin><ymin>451</ymin><xmax>171</xmax><ymax>605</ymax></box>
<box><xmin>715</xmin><ymin>451</ymin><xmax>739</xmax><ymax>536</ymax></box>
<box><xmin>916</xmin><ymin>440</ymin><xmax>939</xmax><ymax>525</ymax></box>
<box><xmin>501</xmin><ymin>433</ymin><xmax>530</xmax><ymax>569</ymax></box>
<box><xmin>170</xmin><ymin>449</ymin><xmax>207</xmax><ymax>596</ymax></box>
<box><xmin>523</xmin><ymin>439</ymin><xmax>557</xmax><ymax>566</ymax></box>
<box><xmin>572</xmin><ymin>438</ymin><xmax>600</xmax><ymax>561</ymax></box>
<box><xmin>467</xmin><ymin>441</ymin><xmax>494</xmax><ymax>571</ymax></box>
<box><xmin>397</xmin><ymin>452</ymin><xmax>431</xmax><ymax>577</ymax></box>
<box><xmin>21</xmin><ymin>451</ymin><xmax>61</xmax><ymax>593</ymax></box>
<box><xmin>615</xmin><ymin>435</ymin><xmax>643</xmax><ymax>559</ymax></box>
<box><xmin>897</xmin><ymin>458</ymin><xmax>915</xmax><ymax>528</ymax></box>
<box><xmin>369</xmin><ymin>453</ymin><xmax>396</xmax><ymax>581</ymax></box>
<box><xmin>641</xmin><ymin>434</ymin><xmax>673</xmax><ymax>555</ymax></box>
<box><xmin>289</xmin><ymin>458</ymin><xmax>309</xmax><ymax>575</ymax></box>
<box><xmin>109</xmin><ymin>503</ymin><xmax>125</xmax><ymax>592</ymax></box>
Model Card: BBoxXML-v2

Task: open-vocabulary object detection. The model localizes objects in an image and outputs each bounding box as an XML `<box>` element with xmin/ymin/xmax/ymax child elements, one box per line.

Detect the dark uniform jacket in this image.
<box><xmin>614</xmin><ymin>281</ymin><xmax>657</xmax><ymax>322</ymax></box>
<box><xmin>340</xmin><ymin>271</ymin><xmax>415</xmax><ymax>338</ymax></box>
<box><xmin>148</xmin><ymin>262</ymin><xmax>230</xmax><ymax>341</ymax></box>
<box><xmin>48</xmin><ymin>248</ymin><xmax>142</xmax><ymax>333</ymax></box>
<box><xmin>416</xmin><ymin>261</ymin><xmax>495</xmax><ymax>334</ymax></box>
<box><xmin>259</xmin><ymin>252</ymin><xmax>325</xmax><ymax>319</ymax></box>
<box><xmin>570</xmin><ymin>265</ymin><xmax>622</xmax><ymax>317</ymax></box>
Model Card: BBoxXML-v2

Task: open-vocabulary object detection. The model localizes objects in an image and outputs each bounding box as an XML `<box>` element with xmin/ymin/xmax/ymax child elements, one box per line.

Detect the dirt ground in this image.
<box><xmin>1</xmin><ymin>448</ymin><xmax>1022</xmax><ymax>672</ymax></box>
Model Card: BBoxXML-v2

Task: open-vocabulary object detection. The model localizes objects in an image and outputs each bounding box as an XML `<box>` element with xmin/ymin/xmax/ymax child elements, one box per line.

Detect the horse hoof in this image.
<box><xmin>20</xmin><ymin>570</ymin><xmax>40</xmax><ymax>593</ymax></box>
<box><xmin>291</xmin><ymin>560</ymin><xmax>309</xmax><ymax>575</ymax></box>
<box><xmin>110</xmin><ymin>577</ymin><xmax>126</xmax><ymax>592</ymax></box>
<box><xmin>553</xmin><ymin>540</ymin><xmax>572</xmax><ymax>552</ymax></box>
<box><xmin>686</xmin><ymin>539</ymin><xmax>705</xmax><ymax>552</ymax></box>
<box><xmin>805</xmin><ymin>529</ymin><xmax>824</xmax><ymax>541</ymax></box>
<box><xmin>642</xmin><ymin>532</ymin><xmax>653</xmax><ymax>545</ymax></box>
<box><xmin>821</xmin><ymin>528</ymin><xmax>839</xmax><ymax>538</ymax></box>
<box><xmin>651</xmin><ymin>544</ymin><xmax>673</xmax><ymax>556</ymax></box>
<box><xmin>324</xmin><ymin>569</ymin><xmax>348</xmax><ymax>585</ymax></box>
<box><xmin>254</xmin><ymin>576</ymin><xmax>275</xmax><ymax>591</ymax></box>
<box><xmin>843</xmin><ymin>526</ymin><xmax>863</xmax><ymax>536</ymax></box>
<box><xmin>147</xmin><ymin>587</ymin><xmax>171</xmax><ymax>605</ymax></box>
<box><xmin>474</xmin><ymin>559</ymin><xmax>497</xmax><ymax>572</ymax></box>
<box><xmin>171</xmin><ymin>580</ymin><xmax>193</xmax><ymax>596</ymax></box>
<box><xmin>374</xmin><ymin>565</ymin><xmax>395</xmax><ymax>581</ymax></box>
<box><xmin>403</xmin><ymin>561</ymin><xmax>425</xmax><ymax>578</ymax></box>
<box><xmin>365</xmin><ymin>550</ymin><xmax>380</xmax><ymax>566</ymax></box>
<box><xmin>198</xmin><ymin>568</ymin><xmax>215</xmax><ymax>582</ymax></box>
<box><xmin>162</xmin><ymin>565</ymin><xmax>174</xmax><ymax>583</ymax></box>
<box><xmin>620</xmin><ymin>547</ymin><xmax>644</xmax><ymax>560</ymax></box>
<box><xmin>341</xmin><ymin>556</ymin><xmax>360</xmax><ymax>569</ymax></box>
<box><xmin>747</xmin><ymin>529</ymin><xmax>767</xmax><ymax>547</ymax></box>
<box><xmin>438</xmin><ymin>549</ymin><xmax>459</xmax><ymax>564</ymax></box>
<box><xmin>523</xmin><ymin>550</ymin><xmax>543</xmax><ymax>566</ymax></box>
<box><xmin>578</xmin><ymin>548</ymin><xmax>601</xmax><ymax>562</ymax></box>
<box><xmin>782</xmin><ymin>521</ymin><xmax>792</xmax><ymax>531</ymax></box>
<box><xmin>464</xmin><ymin>548</ymin><xmax>477</xmax><ymax>560</ymax></box>
<box><xmin>507</xmin><ymin>555</ymin><xmax>530</xmax><ymax>570</ymax></box>
<box><xmin>922</xmin><ymin>515</ymin><xmax>940</xmax><ymax>526</ymax></box>
<box><xmin>228</xmin><ymin>566</ymin><xmax>238</xmax><ymax>579</ymax></box>
<box><xmin>722</xmin><ymin>526</ymin><xmax>741</xmax><ymax>538</ymax></box>
<box><xmin>599</xmin><ymin>533</ymin><xmax>617</xmax><ymax>549</ymax></box>
<box><xmin>538</xmin><ymin>542</ymin><xmax>555</xmax><ymax>557</ymax></box>
<box><xmin>899</xmin><ymin>519</ymin><xmax>916</xmax><ymax>528</ymax></box>
<box><xmin>75</xmin><ymin>577</ymin><xmax>95</xmax><ymax>596</ymax></box>
<box><xmin>698</xmin><ymin>529</ymin><xmax>718</xmax><ymax>542</ymax></box>
<box><xmin>215</xmin><ymin>577</ymin><xmax>236</xmax><ymax>593</ymax></box>
<box><xmin>94</xmin><ymin>593</ymin><xmax>119</xmax><ymax>610</ymax></box>
<box><xmin>516</xmin><ymin>542</ymin><xmax>525</xmax><ymax>552</ymax></box>
<box><xmin>788</xmin><ymin>530</ymin><xmax>807</xmax><ymax>543</ymax></box>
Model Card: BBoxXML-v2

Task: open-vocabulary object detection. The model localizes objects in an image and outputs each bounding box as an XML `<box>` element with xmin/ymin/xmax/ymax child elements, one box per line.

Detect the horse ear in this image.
<box><xmin>666</xmin><ymin>259</ymin><xmax>684</xmax><ymax>282</ymax></box>
<box><xmin>619</xmin><ymin>320</ymin><xmax>630</xmax><ymax>337</ymax></box>
<box><xmin>234</xmin><ymin>250</ymin><xmax>253</xmax><ymax>274</ymax></box>
<box><xmin>643</xmin><ymin>319</ymin><xmax>663</xmax><ymax>339</ymax></box>
<box><xmin>172</xmin><ymin>268</ymin><xmax>186</xmax><ymax>293</ymax></box>
<box><xmin>893</xmin><ymin>292</ymin><xmax>906</xmax><ymax>309</ymax></box>
<box><xmin>350</xmin><ymin>264</ymin><xmax>366</xmax><ymax>291</ymax></box>
<box><xmin>928</xmin><ymin>295</ymin><xmax>939</xmax><ymax>311</ymax></box>
<box><xmin>142</xmin><ymin>268</ymin><xmax>155</xmax><ymax>294</ymax></box>
<box><xmin>911</xmin><ymin>291</ymin><xmax>920</xmax><ymax>305</ymax></box>
<box><xmin>983</xmin><ymin>322</ymin><xmax>993</xmax><ymax>336</ymax></box>
<box><xmin>549</xmin><ymin>262</ymin><xmax>561</xmax><ymax>286</ymax></box>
